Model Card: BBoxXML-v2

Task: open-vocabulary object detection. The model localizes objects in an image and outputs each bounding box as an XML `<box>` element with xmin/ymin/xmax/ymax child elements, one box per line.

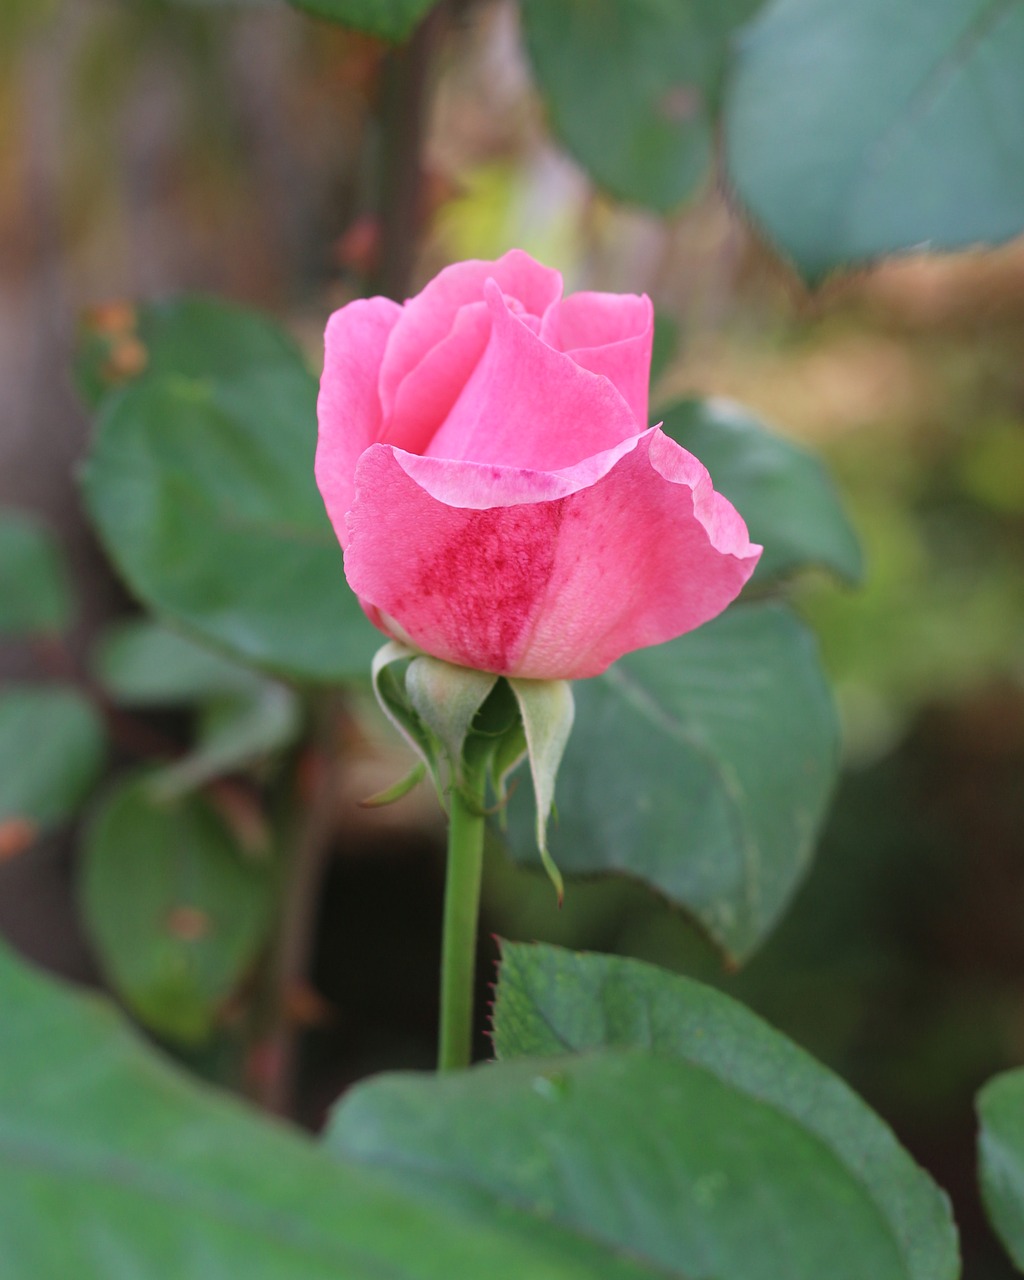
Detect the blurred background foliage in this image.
<box><xmin>2</xmin><ymin>1</ymin><xmax>1024</xmax><ymax>1273</ymax></box>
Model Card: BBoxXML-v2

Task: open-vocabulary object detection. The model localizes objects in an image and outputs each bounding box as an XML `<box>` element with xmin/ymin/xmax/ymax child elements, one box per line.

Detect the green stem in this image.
<box><xmin>437</xmin><ymin>774</ymin><xmax>486</xmax><ymax>1072</ymax></box>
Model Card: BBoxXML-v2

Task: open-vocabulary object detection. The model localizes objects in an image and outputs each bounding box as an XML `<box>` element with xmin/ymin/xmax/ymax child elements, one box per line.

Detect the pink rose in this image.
<box><xmin>315</xmin><ymin>250</ymin><xmax>761</xmax><ymax>680</ymax></box>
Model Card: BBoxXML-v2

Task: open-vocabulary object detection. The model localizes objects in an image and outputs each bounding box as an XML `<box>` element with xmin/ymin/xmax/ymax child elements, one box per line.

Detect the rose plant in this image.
<box><xmin>9</xmin><ymin>0</ymin><xmax>1024</xmax><ymax>1269</ymax></box>
<box><xmin>13</xmin><ymin>257</ymin><xmax>945</xmax><ymax>1280</ymax></box>
<box><xmin>315</xmin><ymin>251</ymin><xmax>763</xmax><ymax>1068</ymax></box>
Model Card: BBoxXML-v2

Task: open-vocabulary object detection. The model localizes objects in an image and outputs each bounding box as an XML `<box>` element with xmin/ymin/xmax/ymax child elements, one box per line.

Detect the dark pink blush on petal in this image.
<box><xmin>411</xmin><ymin>504</ymin><xmax>564</xmax><ymax>674</ymax></box>
<box><xmin>345</xmin><ymin>445</ymin><xmax>569</xmax><ymax>674</ymax></box>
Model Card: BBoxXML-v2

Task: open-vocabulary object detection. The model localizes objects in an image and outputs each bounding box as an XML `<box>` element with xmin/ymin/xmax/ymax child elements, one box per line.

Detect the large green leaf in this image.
<box><xmin>522</xmin><ymin>0</ymin><xmax>761</xmax><ymax>212</ymax></box>
<box><xmin>285</xmin><ymin>0</ymin><xmax>436</xmax><ymax>41</ymax></box>
<box><xmin>80</xmin><ymin>774</ymin><xmax>274</xmax><ymax>1044</ymax></box>
<box><xmin>978</xmin><ymin>1068</ymin><xmax>1024</xmax><ymax>1270</ymax></box>
<box><xmin>81</xmin><ymin>371</ymin><xmax>379</xmax><ymax>683</ymax></box>
<box><xmin>95</xmin><ymin>619</ymin><xmax>302</xmax><ymax>796</ymax></box>
<box><xmin>649</xmin><ymin>309</ymin><xmax>680</xmax><ymax>387</ymax></box>
<box><xmin>0</xmin><ymin>686</ymin><xmax>105</xmax><ymax>829</ymax></box>
<box><xmin>0</xmin><ymin>507</ymin><xmax>72</xmax><ymax>635</ymax></box>
<box><xmin>94</xmin><ymin>618</ymin><xmax>264</xmax><ymax>703</ymax></box>
<box><xmin>76</xmin><ymin>295</ymin><xmax>308</xmax><ymax>411</ymax></box>
<box><xmin>725</xmin><ymin>0</ymin><xmax>1024</xmax><ymax>282</ymax></box>
<box><xmin>156</xmin><ymin>686</ymin><xmax>301</xmax><ymax>797</ymax></box>
<box><xmin>504</xmin><ymin>601</ymin><xmax>839</xmax><ymax>960</ymax></box>
<box><xmin>330</xmin><ymin>1047</ymin><xmax>941</xmax><ymax>1280</ymax></box>
<box><xmin>0</xmin><ymin>941</ymin><xmax>699</xmax><ymax>1280</ymax></box>
<box><xmin>494</xmin><ymin>942</ymin><xmax>959</xmax><ymax>1280</ymax></box>
<box><xmin>661</xmin><ymin>397</ymin><xmax>863</xmax><ymax>584</ymax></box>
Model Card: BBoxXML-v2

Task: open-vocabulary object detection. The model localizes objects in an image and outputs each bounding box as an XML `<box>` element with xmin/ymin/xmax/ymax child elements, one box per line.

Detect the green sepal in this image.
<box><xmin>489</xmin><ymin>719</ymin><xmax>528</xmax><ymax>824</ymax></box>
<box><xmin>406</xmin><ymin>657</ymin><xmax>498</xmax><ymax>789</ymax></box>
<box><xmin>371</xmin><ymin>642</ymin><xmax>444</xmax><ymax>802</ymax></box>
<box><xmin>507</xmin><ymin>678</ymin><xmax>574</xmax><ymax>905</ymax></box>
<box><xmin>370</xmin><ymin>645</ymin><xmax>575</xmax><ymax>902</ymax></box>
<box><xmin>359</xmin><ymin>762</ymin><xmax>427</xmax><ymax>809</ymax></box>
<box><xmin>463</xmin><ymin>678</ymin><xmax>524</xmax><ymax>815</ymax></box>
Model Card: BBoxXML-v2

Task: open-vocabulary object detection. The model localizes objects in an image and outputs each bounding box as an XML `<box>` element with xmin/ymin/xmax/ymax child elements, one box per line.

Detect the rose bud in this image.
<box><xmin>316</xmin><ymin>250</ymin><xmax>761</xmax><ymax>681</ymax></box>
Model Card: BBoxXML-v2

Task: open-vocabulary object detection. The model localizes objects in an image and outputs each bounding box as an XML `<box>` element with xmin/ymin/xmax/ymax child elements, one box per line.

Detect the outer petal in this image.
<box><xmin>344</xmin><ymin>430</ymin><xmax>761</xmax><ymax>679</ymax></box>
<box><xmin>315</xmin><ymin>296</ymin><xmax>403</xmax><ymax>549</ymax></box>
<box><xmin>378</xmin><ymin>249</ymin><xmax>563</xmax><ymax>424</ymax></box>
<box><xmin>521</xmin><ymin>430</ymin><xmax>761</xmax><ymax>677</ymax></box>
<box><xmin>425</xmin><ymin>281</ymin><xmax>640</xmax><ymax>470</ymax></box>
<box><xmin>541</xmin><ymin>291</ymin><xmax>654</xmax><ymax>429</ymax></box>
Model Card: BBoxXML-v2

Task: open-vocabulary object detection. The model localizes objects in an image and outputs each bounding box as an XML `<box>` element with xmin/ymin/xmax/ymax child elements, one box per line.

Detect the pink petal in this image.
<box><xmin>344</xmin><ymin>430</ymin><xmax>761</xmax><ymax>679</ymax></box>
<box><xmin>394</xmin><ymin>429</ymin><xmax>642</xmax><ymax>507</ymax></box>
<box><xmin>382</xmin><ymin>301</ymin><xmax>491</xmax><ymax>455</ymax></box>
<box><xmin>315</xmin><ymin>296</ymin><xmax>402</xmax><ymax>549</ymax></box>
<box><xmin>541</xmin><ymin>291</ymin><xmax>654</xmax><ymax>428</ymax></box>
<box><xmin>541</xmin><ymin>290</ymin><xmax>651</xmax><ymax>351</ymax></box>
<box><xmin>378</xmin><ymin>249</ymin><xmax>563</xmax><ymax>423</ymax></box>
<box><xmin>425</xmin><ymin>281</ymin><xmax>640</xmax><ymax>470</ymax></box>
<box><xmin>521</xmin><ymin>430</ymin><xmax>761</xmax><ymax>678</ymax></box>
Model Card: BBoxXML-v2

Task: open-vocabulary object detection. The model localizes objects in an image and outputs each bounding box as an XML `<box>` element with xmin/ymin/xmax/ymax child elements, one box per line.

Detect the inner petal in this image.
<box><xmin>382</xmin><ymin>300</ymin><xmax>491</xmax><ymax>456</ymax></box>
<box><xmin>425</xmin><ymin>280</ymin><xmax>640</xmax><ymax>472</ymax></box>
<box><xmin>378</xmin><ymin>250</ymin><xmax>563</xmax><ymax>423</ymax></box>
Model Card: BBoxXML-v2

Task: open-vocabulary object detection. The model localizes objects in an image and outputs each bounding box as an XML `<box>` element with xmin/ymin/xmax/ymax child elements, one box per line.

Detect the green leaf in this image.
<box><xmin>78</xmin><ymin>295</ymin><xmax>377</xmax><ymax>683</ymax></box>
<box><xmin>494</xmin><ymin>942</ymin><xmax>959</xmax><ymax>1280</ymax></box>
<box><xmin>76</xmin><ymin>295</ymin><xmax>309</xmax><ymax>411</ymax></box>
<box><xmin>94</xmin><ymin>618</ymin><xmax>265</xmax><ymax>702</ymax></box>
<box><xmin>81</xmin><ymin>371</ymin><xmax>379</xmax><ymax>683</ymax></box>
<box><xmin>521</xmin><ymin>0</ymin><xmax>760</xmax><ymax>212</ymax></box>
<box><xmin>80</xmin><ymin>774</ymin><xmax>274</xmax><ymax>1044</ymax></box>
<box><xmin>95</xmin><ymin>619</ymin><xmax>302</xmax><ymax>796</ymax></box>
<box><xmin>503</xmin><ymin>602</ymin><xmax>839</xmax><ymax>960</ymax></box>
<box><xmin>0</xmin><ymin>941</ymin><xmax>688</xmax><ymax>1279</ymax></box>
<box><xmin>661</xmin><ymin>397</ymin><xmax>863</xmax><ymax>584</ymax></box>
<box><xmin>156</xmin><ymin>684</ymin><xmax>302</xmax><ymax>799</ymax></box>
<box><xmin>0</xmin><ymin>507</ymin><xmax>73</xmax><ymax>635</ymax></box>
<box><xmin>725</xmin><ymin>0</ymin><xmax>1024</xmax><ymax>282</ymax></box>
<box><xmin>285</xmin><ymin>0</ymin><xmax>437</xmax><ymax>41</ymax></box>
<box><xmin>329</xmin><ymin>1047</ymin><xmax>944</xmax><ymax>1280</ymax></box>
<box><xmin>0</xmin><ymin>686</ymin><xmax>105</xmax><ymax>830</ymax></box>
<box><xmin>978</xmin><ymin>1068</ymin><xmax>1024</xmax><ymax>1270</ymax></box>
<box><xmin>649</xmin><ymin>309</ymin><xmax>679</xmax><ymax>387</ymax></box>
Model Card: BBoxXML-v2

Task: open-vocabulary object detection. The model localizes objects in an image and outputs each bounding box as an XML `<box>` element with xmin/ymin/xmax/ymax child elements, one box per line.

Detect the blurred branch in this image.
<box><xmin>367</xmin><ymin>3</ymin><xmax>450</xmax><ymax>300</ymax></box>
<box><xmin>249</xmin><ymin>700</ymin><xmax>341</xmax><ymax>1117</ymax></box>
